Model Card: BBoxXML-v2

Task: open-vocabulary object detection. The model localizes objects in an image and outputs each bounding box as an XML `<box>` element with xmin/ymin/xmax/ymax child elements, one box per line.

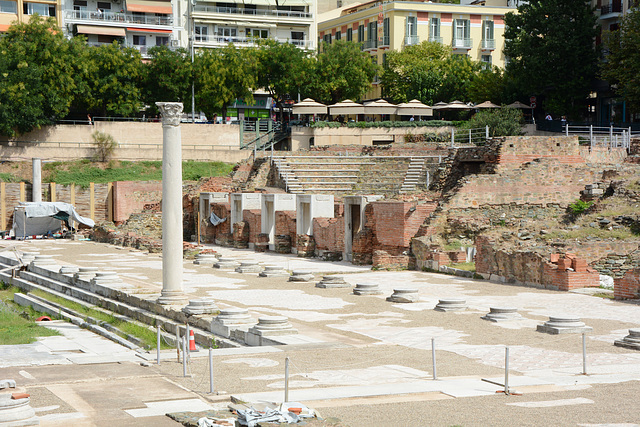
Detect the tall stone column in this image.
<box><xmin>156</xmin><ymin>102</ymin><xmax>186</xmax><ymax>305</ymax></box>
<box><xmin>32</xmin><ymin>158</ymin><xmax>42</xmax><ymax>203</ymax></box>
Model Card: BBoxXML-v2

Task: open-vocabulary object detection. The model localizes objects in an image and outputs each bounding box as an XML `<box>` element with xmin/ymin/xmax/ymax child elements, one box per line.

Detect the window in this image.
<box><xmin>430</xmin><ymin>17</ymin><xmax>440</xmax><ymax>42</ymax></box>
<box><xmin>382</xmin><ymin>17</ymin><xmax>389</xmax><ymax>45</ymax></box>
<box><xmin>97</xmin><ymin>34</ymin><xmax>116</xmax><ymax>43</ymax></box>
<box><xmin>244</xmin><ymin>4</ymin><xmax>256</xmax><ymax>13</ymax></box>
<box><xmin>156</xmin><ymin>36</ymin><xmax>169</xmax><ymax>46</ymax></box>
<box><xmin>0</xmin><ymin>0</ymin><xmax>17</xmax><ymax>13</ymax></box>
<box><xmin>453</xmin><ymin>19</ymin><xmax>470</xmax><ymax>48</ymax></box>
<box><xmin>372</xmin><ymin>56</ymin><xmax>379</xmax><ymax>83</ymax></box>
<box><xmin>346</xmin><ymin>27</ymin><xmax>352</xmax><ymax>41</ymax></box>
<box><xmin>195</xmin><ymin>25</ymin><xmax>208</xmax><ymax>42</ymax></box>
<box><xmin>482</xmin><ymin>20</ymin><xmax>494</xmax><ymax>49</ymax></box>
<box><xmin>72</xmin><ymin>0</ymin><xmax>86</xmax><ymax>11</ymax></box>
<box><xmin>133</xmin><ymin>35</ymin><xmax>146</xmax><ymax>46</ymax></box>
<box><xmin>323</xmin><ymin>33</ymin><xmax>331</xmax><ymax>44</ymax></box>
<box><xmin>23</xmin><ymin>2</ymin><xmax>55</xmax><ymax>16</ymax></box>
<box><xmin>382</xmin><ymin>52</ymin><xmax>387</xmax><ymax>68</ymax></box>
<box><xmin>97</xmin><ymin>2</ymin><xmax>110</xmax><ymax>10</ymax></box>
<box><xmin>367</xmin><ymin>21</ymin><xmax>377</xmax><ymax>48</ymax></box>
<box><xmin>216</xmin><ymin>26</ymin><xmax>237</xmax><ymax>41</ymax></box>
<box><xmin>249</xmin><ymin>29</ymin><xmax>268</xmax><ymax>38</ymax></box>
<box><xmin>335</xmin><ymin>31</ymin><xmax>341</xmax><ymax>40</ymax></box>
<box><xmin>405</xmin><ymin>16</ymin><xmax>417</xmax><ymax>45</ymax></box>
<box><xmin>358</xmin><ymin>24</ymin><xmax>364</xmax><ymax>43</ymax></box>
<box><xmin>291</xmin><ymin>31</ymin><xmax>304</xmax><ymax>45</ymax></box>
<box><xmin>481</xmin><ymin>54</ymin><xmax>492</xmax><ymax>69</ymax></box>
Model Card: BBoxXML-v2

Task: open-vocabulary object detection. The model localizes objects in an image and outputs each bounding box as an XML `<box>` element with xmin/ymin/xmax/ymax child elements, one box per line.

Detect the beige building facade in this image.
<box><xmin>0</xmin><ymin>0</ymin><xmax>62</xmax><ymax>31</ymax></box>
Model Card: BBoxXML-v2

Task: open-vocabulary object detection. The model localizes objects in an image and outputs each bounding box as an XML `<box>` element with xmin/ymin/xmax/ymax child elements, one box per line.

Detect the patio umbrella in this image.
<box><xmin>474</xmin><ymin>101</ymin><xmax>501</xmax><ymax>109</ymax></box>
<box><xmin>432</xmin><ymin>101</ymin><xmax>449</xmax><ymax>110</ymax></box>
<box><xmin>396</xmin><ymin>99</ymin><xmax>433</xmax><ymax>116</ymax></box>
<box><xmin>328</xmin><ymin>99</ymin><xmax>365</xmax><ymax>115</ymax></box>
<box><xmin>363</xmin><ymin>99</ymin><xmax>398</xmax><ymax>115</ymax></box>
<box><xmin>443</xmin><ymin>100</ymin><xmax>473</xmax><ymax>110</ymax></box>
<box><xmin>292</xmin><ymin>98</ymin><xmax>327</xmax><ymax>115</ymax></box>
<box><xmin>505</xmin><ymin>101</ymin><xmax>533</xmax><ymax>109</ymax></box>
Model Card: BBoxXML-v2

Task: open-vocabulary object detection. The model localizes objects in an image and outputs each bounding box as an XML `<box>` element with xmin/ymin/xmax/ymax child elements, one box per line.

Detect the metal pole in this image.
<box><xmin>190</xmin><ymin>0</ymin><xmax>195</xmax><ymax>123</ymax></box>
<box><xmin>485</xmin><ymin>125</ymin><xmax>489</xmax><ymax>140</ymax></box>
<box><xmin>176</xmin><ymin>329</ymin><xmax>180</xmax><ymax>362</ymax></box>
<box><xmin>186</xmin><ymin>323</ymin><xmax>190</xmax><ymax>355</ymax></box>
<box><xmin>284</xmin><ymin>357</ymin><xmax>290</xmax><ymax>403</ymax></box>
<box><xmin>504</xmin><ymin>346</ymin><xmax>510</xmax><ymax>395</ymax></box>
<box><xmin>582</xmin><ymin>333</ymin><xmax>587</xmax><ymax>375</ymax></box>
<box><xmin>182</xmin><ymin>333</ymin><xmax>187</xmax><ymax>377</ymax></box>
<box><xmin>431</xmin><ymin>338</ymin><xmax>437</xmax><ymax>380</ymax></box>
<box><xmin>209</xmin><ymin>347</ymin><xmax>214</xmax><ymax>393</ymax></box>
<box><xmin>468</xmin><ymin>128</ymin><xmax>471</xmax><ymax>144</ymax></box>
<box><xmin>450</xmin><ymin>128</ymin><xmax>454</xmax><ymax>147</ymax></box>
<box><xmin>157</xmin><ymin>325</ymin><xmax>161</xmax><ymax>365</ymax></box>
<box><xmin>590</xmin><ymin>125</ymin><xmax>593</xmax><ymax>147</ymax></box>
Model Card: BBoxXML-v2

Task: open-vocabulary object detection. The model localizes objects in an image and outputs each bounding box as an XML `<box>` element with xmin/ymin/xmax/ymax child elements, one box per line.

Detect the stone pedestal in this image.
<box><xmin>537</xmin><ymin>316</ymin><xmax>592</xmax><ymax>334</ymax></box>
<box><xmin>246</xmin><ymin>316</ymin><xmax>298</xmax><ymax>346</ymax></box>
<box><xmin>255</xmin><ymin>233</ymin><xmax>269</xmax><ymax>253</ymax></box>
<box><xmin>482</xmin><ymin>307</ymin><xmax>521</xmax><ymax>322</ymax></box>
<box><xmin>386</xmin><ymin>288</ymin><xmax>419</xmax><ymax>303</ymax></box>
<box><xmin>211</xmin><ymin>307</ymin><xmax>256</xmax><ymax>339</ymax></box>
<box><xmin>214</xmin><ymin>257</ymin><xmax>240</xmax><ymax>270</ymax></box>
<box><xmin>289</xmin><ymin>270</ymin><xmax>314</xmax><ymax>282</ymax></box>
<box><xmin>614</xmin><ymin>329</ymin><xmax>640</xmax><ymax>350</ymax></box>
<box><xmin>315</xmin><ymin>275</ymin><xmax>349</xmax><ymax>288</ymax></box>
<box><xmin>259</xmin><ymin>265</ymin><xmax>289</xmax><ymax>278</ymax></box>
<box><xmin>235</xmin><ymin>261</ymin><xmax>263</xmax><ymax>274</ymax></box>
<box><xmin>0</xmin><ymin>380</ymin><xmax>38</xmax><ymax>426</ymax></box>
<box><xmin>275</xmin><ymin>235</ymin><xmax>292</xmax><ymax>254</ymax></box>
<box><xmin>353</xmin><ymin>283</ymin><xmax>383</xmax><ymax>295</ymax></box>
<box><xmin>90</xmin><ymin>271</ymin><xmax>122</xmax><ymax>285</ymax></box>
<box><xmin>31</xmin><ymin>255</ymin><xmax>55</xmax><ymax>267</ymax></box>
<box><xmin>182</xmin><ymin>298</ymin><xmax>218</xmax><ymax>315</ymax></box>
<box><xmin>59</xmin><ymin>266</ymin><xmax>79</xmax><ymax>275</ymax></box>
<box><xmin>194</xmin><ymin>253</ymin><xmax>218</xmax><ymax>266</ymax></box>
<box><xmin>434</xmin><ymin>299</ymin><xmax>467</xmax><ymax>312</ymax></box>
<box><xmin>73</xmin><ymin>267</ymin><xmax>98</xmax><ymax>282</ymax></box>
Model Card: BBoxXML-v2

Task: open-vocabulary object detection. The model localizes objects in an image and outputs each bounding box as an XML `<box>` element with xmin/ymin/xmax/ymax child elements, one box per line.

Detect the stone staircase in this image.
<box><xmin>400</xmin><ymin>157</ymin><xmax>430</xmax><ymax>192</ymax></box>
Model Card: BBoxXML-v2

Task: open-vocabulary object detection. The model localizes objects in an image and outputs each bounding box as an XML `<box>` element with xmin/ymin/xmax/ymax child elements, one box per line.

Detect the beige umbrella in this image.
<box><xmin>505</xmin><ymin>101</ymin><xmax>533</xmax><ymax>109</ymax></box>
<box><xmin>474</xmin><ymin>101</ymin><xmax>501</xmax><ymax>109</ymax></box>
<box><xmin>292</xmin><ymin>98</ymin><xmax>327</xmax><ymax>115</ymax></box>
<box><xmin>363</xmin><ymin>99</ymin><xmax>398</xmax><ymax>115</ymax></box>
<box><xmin>396</xmin><ymin>99</ymin><xmax>433</xmax><ymax>116</ymax></box>
<box><xmin>328</xmin><ymin>99</ymin><xmax>365</xmax><ymax>115</ymax></box>
<box><xmin>432</xmin><ymin>101</ymin><xmax>449</xmax><ymax>110</ymax></box>
<box><xmin>442</xmin><ymin>100</ymin><xmax>473</xmax><ymax>110</ymax></box>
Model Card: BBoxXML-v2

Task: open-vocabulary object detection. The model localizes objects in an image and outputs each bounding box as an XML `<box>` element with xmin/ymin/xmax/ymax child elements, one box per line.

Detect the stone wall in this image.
<box><xmin>313</xmin><ymin>217</ymin><xmax>344</xmax><ymax>260</ymax></box>
<box><xmin>495</xmin><ymin>135</ymin><xmax>585</xmax><ymax>169</ymax></box>
<box><xmin>372</xmin><ymin>201</ymin><xmax>436</xmax><ymax>248</ymax></box>
<box><xmin>112</xmin><ymin>181</ymin><xmax>163</xmax><ymax>224</ymax></box>
<box><xmin>615</xmin><ymin>268</ymin><xmax>640</xmax><ymax>299</ymax></box>
<box><xmin>242</xmin><ymin>209</ymin><xmax>261</xmax><ymax>247</ymax></box>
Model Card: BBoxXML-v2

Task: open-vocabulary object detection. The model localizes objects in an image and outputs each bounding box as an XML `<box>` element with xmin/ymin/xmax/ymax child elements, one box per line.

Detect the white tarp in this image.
<box><xmin>11</xmin><ymin>202</ymin><xmax>95</xmax><ymax>237</ymax></box>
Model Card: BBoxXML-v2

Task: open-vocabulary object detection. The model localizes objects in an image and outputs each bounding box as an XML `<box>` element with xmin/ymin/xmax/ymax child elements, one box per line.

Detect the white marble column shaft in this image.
<box><xmin>32</xmin><ymin>158</ymin><xmax>42</xmax><ymax>202</ymax></box>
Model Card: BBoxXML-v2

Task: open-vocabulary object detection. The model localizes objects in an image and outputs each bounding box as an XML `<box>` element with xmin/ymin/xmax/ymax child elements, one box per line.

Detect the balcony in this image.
<box><xmin>65</xmin><ymin>9</ymin><xmax>173</xmax><ymax>26</ymax></box>
<box><xmin>195</xmin><ymin>35</ymin><xmax>313</xmax><ymax>49</ymax></box>
<box><xmin>600</xmin><ymin>0</ymin><xmax>622</xmax><ymax>17</ymax></box>
<box><xmin>481</xmin><ymin>38</ymin><xmax>495</xmax><ymax>50</ymax></box>
<box><xmin>192</xmin><ymin>4</ymin><xmax>311</xmax><ymax>19</ymax></box>
<box><xmin>379</xmin><ymin>36</ymin><xmax>389</xmax><ymax>47</ymax></box>
<box><xmin>428</xmin><ymin>36</ymin><xmax>442</xmax><ymax>43</ymax></box>
<box><xmin>363</xmin><ymin>39</ymin><xmax>378</xmax><ymax>50</ymax></box>
<box><xmin>404</xmin><ymin>35</ymin><xmax>419</xmax><ymax>46</ymax></box>
<box><xmin>452</xmin><ymin>37</ymin><xmax>472</xmax><ymax>49</ymax></box>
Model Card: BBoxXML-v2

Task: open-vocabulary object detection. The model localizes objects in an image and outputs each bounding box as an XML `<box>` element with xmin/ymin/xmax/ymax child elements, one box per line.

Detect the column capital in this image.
<box><xmin>156</xmin><ymin>102</ymin><xmax>184</xmax><ymax>127</ymax></box>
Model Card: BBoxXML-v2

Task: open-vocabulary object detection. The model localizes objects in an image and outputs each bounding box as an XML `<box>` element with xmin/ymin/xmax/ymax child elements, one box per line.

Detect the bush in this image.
<box><xmin>310</xmin><ymin>120</ymin><xmax>455</xmax><ymax>129</ymax></box>
<box><xmin>463</xmin><ymin>108</ymin><xmax>524</xmax><ymax>137</ymax></box>
<box><xmin>92</xmin><ymin>131</ymin><xmax>117</xmax><ymax>163</ymax></box>
<box><xmin>568</xmin><ymin>200</ymin><xmax>593</xmax><ymax>216</ymax></box>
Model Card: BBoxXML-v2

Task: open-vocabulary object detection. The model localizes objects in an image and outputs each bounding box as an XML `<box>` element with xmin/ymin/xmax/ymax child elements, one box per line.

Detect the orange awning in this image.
<box><xmin>127</xmin><ymin>27</ymin><xmax>172</xmax><ymax>33</ymax></box>
<box><xmin>76</xmin><ymin>25</ymin><xmax>126</xmax><ymax>36</ymax></box>
<box><xmin>0</xmin><ymin>24</ymin><xmax>10</xmax><ymax>32</ymax></box>
<box><xmin>126</xmin><ymin>0</ymin><xmax>172</xmax><ymax>14</ymax></box>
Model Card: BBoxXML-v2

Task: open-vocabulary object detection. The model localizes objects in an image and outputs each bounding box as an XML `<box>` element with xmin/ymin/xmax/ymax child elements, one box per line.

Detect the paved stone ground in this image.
<box><xmin>3</xmin><ymin>239</ymin><xmax>640</xmax><ymax>426</ymax></box>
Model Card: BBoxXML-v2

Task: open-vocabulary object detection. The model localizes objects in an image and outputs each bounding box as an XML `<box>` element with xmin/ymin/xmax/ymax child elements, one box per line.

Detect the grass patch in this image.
<box><xmin>0</xmin><ymin>285</ymin><xmax>60</xmax><ymax>344</ymax></box>
<box><xmin>0</xmin><ymin>172</ymin><xmax>22</xmax><ymax>182</ymax></box>
<box><xmin>541</xmin><ymin>228</ymin><xmax>636</xmax><ymax>241</ymax></box>
<box><xmin>448</xmin><ymin>262</ymin><xmax>476</xmax><ymax>272</ymax></box>
<box><xmin>443</xmin><ymin>239</ymin><xmax>463</xmax><ymax>251</ymax></box>
<box><xmin>592</xmin><ymin>292</ymin><xmax>614</xmax><ymax>299</ymax></box>
<box><xmin>42</xmin><ymin>160</ymin><xmax>233</xmax><ymax>187</ymax></box>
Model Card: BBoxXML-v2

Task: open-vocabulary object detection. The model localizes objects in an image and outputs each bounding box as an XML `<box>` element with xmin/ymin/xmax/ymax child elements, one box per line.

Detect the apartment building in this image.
<box><xmin>318</xmin><ymin>0</ymin><xmax>516</xmax><ymax>99</ymax></box>
<box><xmin>0</xmin><ymin>0</ymin><xmax>62</xmax><ymax>31</ymax></box>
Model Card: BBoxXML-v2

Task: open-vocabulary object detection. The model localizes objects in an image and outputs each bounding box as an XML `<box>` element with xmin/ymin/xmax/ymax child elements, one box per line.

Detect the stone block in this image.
<box><xmin>434</xmin><ymin>299</ymin><xmax>467</xmax><ymax>312</ymax></box>
<box><xmin>183</xmin><ymin>298</ymin><xmax>218</xmax><ymax>315</ymax></box>
<box><xmin>614</xmin><ymin>329</ymin><xmax>640</xmax><ymax>350</ymax></box>
<box><xmin>315</xmin><ymin>275</ymin><xmax>349</xmax><ymax>288</ymax></box>
<box><xmin>289</xmin><ymin>270</ymin><xmax>314</xmax><ymax>282</ymax></box>
<box><xmin>214</xmin><ymin>257</ymin><xmax>240</xmax><ymax>270</ymax></box>
<box><xmin>235</xmin><ymin>261</ymin><xmax>263</xmax><ymax>274</ymax></box>
<box><xmin>536</xmin><ymin>316</ymin><xmax>592</xmax><ymax>334</ymax></box>
<box><xmin>194</xmin><ymin>253</ymin><xmax>218</xmax><ymax>266</ymax></box>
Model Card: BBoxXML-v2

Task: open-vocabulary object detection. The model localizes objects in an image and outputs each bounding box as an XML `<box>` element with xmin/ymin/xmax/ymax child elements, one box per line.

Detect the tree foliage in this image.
<box><xmin>503</xmin><ymin>0</ymin><xmax>599</xmax><ymax>118</ymax></box>
<box><xmin>463</xmin><ymin>108</ymin><xmax>524</xmax><ymax>137</ymax></box>
<box><xmin>601</xmin><ymin>10</ymin><xmax>640</xmax><ymax>114</ymax></box>
<box><xmin>143</xmin><ymin>46</ymin><xmax>191</xmax><ymax>115</ymax></box>
<box><xmin>305</xmin><ymin>41</ymin><xmax>378</xmax><ymax>105</ymax></box>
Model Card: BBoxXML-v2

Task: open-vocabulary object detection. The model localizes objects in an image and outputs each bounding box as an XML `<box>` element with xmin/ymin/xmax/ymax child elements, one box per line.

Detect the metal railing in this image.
<box><xmin>195</xmin><ymin>36</ymin><xmax>313</xmax><ymax>49</ymax></box>
<box><xmin>363</xmin><ymin>39</ymin><xmax>378</xmax><ymax>49</ymax></box>
<box><xmin>452</xmin><ymin>37</ymin><xmax>473</xmax><ymax>49</ymax></box>
<box><xmin>379</xmin><ymin>36</ymin><xmax>390</xmax><ymax>47</ymax></box>
<box><xmin>481</xmin><ymin>39</ymin><xmax>495</xmax><ymax>49</ymax></box>
<box><xmin>565</xmin><ymin>124</ymin><xmax>632</xmax><ymax>149</ymax></box>
<box><xmin>451</xmin><ymin>126</ymin><xmax>490</xmax><ymax>147</ymax></box>
<box><xmin>405</xmin><ymin>35</ymin><xmax>419</xmax><ymax>46</ymax></box>
<box><xmin>64</xmin><ymin>9</ymin><xmax>173</xmax><ymax>26</ymax></box>
<box><xmin>601</xmin><ymin>0</ymin><xmax>622</xmax><ymax>15</ymax></box>
<box><xmin>428</xmin><ymin>36</ymin><xmax>442</xmax><ymax>43</ymax></box>
<box><xmin>193</xmin><ymin>4</ymin><xmax>311</xmax><ymax>19</ymax></box>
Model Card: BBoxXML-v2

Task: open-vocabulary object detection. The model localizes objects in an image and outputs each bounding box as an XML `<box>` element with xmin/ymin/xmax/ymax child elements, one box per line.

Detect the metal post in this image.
<box><xmin>468</xmin><ymin>128</ymin><xmax>472</xmax><ymax>144</ymax></box>
<box><xmin>425</xmin><ymin>170</ymin><xmax>430</xmax><ymax>188</ymax></box>
<box><xmin>284</xmin><ymin>357</ymin><xmax>290</xmax><ymax>403</ymax></box>
<box><xmin>485</xmin><ymin>125</ymin><xmax>489</xmax><ymax>140</ymax></box>
<box><xmin>431</xmin><ymin>338</ymin><xmax>437</xmax><ymax>380</ymax></box>
<box><xmin>209</xmin><ymin>347</ymin><xmax>214</xmax><ymax>393</ymax></box>
<box><xmin>565</xmin><ymin>123</ymin><xmax>569</xmax><ymax>136</ymax></box>
<box><xmin>186</xmin><ymin>323</ymin><xmax>190</xmax><ymax>355</ymax></box>
<box><xmin>157</xmin><ymin>326</ymin><xmax>161</xmax><ymax>365</ymax></box>
<box><xmin>450</xmin><ymin>128</ymin><xmax>454</xmax><ymax>147</ymax></box>
<box><xmin>582</xmin><ymin>333</ymin><xmax>587</xmax><ymax>375</ymax></box>
<box><xmin>610</xmin><ymin>124</ymin><xmax>613</xmax><ymax>142</ymax></box>
<box><xmin>504</xmin><ymin>346</ymin><xmax>510</xmax><ymax>395</ymax></box>
<box><xmin>590</xmin><ymin>125</ymin><xmax>593</xmax><ymax>147</ymax></box>
<box><xmin>182</xmin><ymin>334</ymin><xmax>187</xmax><ymax>377</ymax></box>
<box><xmin>176</xmin><ymin>329</ymin><xmax>180</xmax><ymax>362</ymax></box>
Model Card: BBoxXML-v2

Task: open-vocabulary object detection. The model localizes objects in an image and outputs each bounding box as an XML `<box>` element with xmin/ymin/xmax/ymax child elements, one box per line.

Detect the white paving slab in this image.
<box><xmin>508</xmin><ymin>397</ymin><xmax>594</xmax><ymax>408</ymax></box>
<box><xmin>124</xmin><ymin>398</ymin><xmax>212</xmax><ymax>417</ymax></box>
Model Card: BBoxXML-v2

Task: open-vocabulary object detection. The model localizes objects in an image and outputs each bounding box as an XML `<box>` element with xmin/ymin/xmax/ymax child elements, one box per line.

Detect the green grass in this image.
<box><xmin>0</xmin><ymin>172</ymin><xmax>22</xmax><ymax>182</ymax></box>
<box><xmin>448</xmin><ymin>262</ymin><xmax>476</xmax><ymax>272</ymax></box>
<box><xmin>43</xmin><ymin>160</ymin><xmax>233</xmax><ymax>187</ymax></box>
<box><xmin>0</xmin><ymin>286</ymin><xmax>60</xmax><ymax>344</ymax></box>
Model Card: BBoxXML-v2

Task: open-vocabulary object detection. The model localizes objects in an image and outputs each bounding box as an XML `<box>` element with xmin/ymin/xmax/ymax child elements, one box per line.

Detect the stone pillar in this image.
<box><xmin>32</xmin><ymin>158</ymin><xmax>41</xmax><ymax>203</ymax></box>
<box><xmin>156</xmin><ymin>102</ymin><xmax>186</xmax><ymax>305</ymax></box>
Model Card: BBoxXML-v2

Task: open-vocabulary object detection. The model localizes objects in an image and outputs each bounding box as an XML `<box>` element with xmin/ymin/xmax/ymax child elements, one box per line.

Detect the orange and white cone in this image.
<box><xmin>188</xmin><ymin>330</ymin><xmax>197</xmax><ymax>352</ymax></box>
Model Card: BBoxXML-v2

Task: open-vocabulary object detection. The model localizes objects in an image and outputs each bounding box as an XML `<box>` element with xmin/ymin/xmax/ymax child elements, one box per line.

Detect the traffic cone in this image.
<box><xmin>188</xmin><ymin>329</ymin><xmax>197</xmax><ymax>352</ymax></box>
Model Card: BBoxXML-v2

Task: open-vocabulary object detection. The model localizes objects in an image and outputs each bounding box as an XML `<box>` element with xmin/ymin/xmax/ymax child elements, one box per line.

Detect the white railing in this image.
<box><xmin>195</xmin><ymin>36</ymin><xmax>312</xmax><ymax>49</ymax></box>
<box><xmin>565</xmin><ymin>124</ymin><xmax>632</xmax><ymax>149</ymax></box>
<box><xmin>451</xmin><ymin>126</ymin><xmax>490</xmax><ymax>147</ymax></box>
<box><xmin>481</xmin><ymin>39</ymin><xmax>495</xmax><ymax>49</ymax></box>
<box><xmin>405</xmin><ymin>35</ymin><xmax>419</xmax><ymax>45</ymax></box>
<box><xmin>452</xmin><ymin>37</ymin><xmax>473</xmax><ymax>49</ymax></box>
<box><xmin>193</xmin><ymin>5</ymin><xmax>312</xmax><ymax>19</ymax></box>
<box><xmin>64</xmin><ymin>9</ymin><xmax>173</xmax><ymax>26</ymax></box>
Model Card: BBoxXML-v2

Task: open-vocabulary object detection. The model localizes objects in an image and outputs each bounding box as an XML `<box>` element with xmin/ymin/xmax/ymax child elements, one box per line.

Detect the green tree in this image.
<box><xmin>468</xmin><ymin>67</ymin><xmax>505</xmax><ymax>105</ymax></box>
<box><xmin>503</xmin><ymin>0</ymin><xmax>599</xmax><ymax>118</ymax></box>
<box><xmin>601</xmin><ymin>10</ymin><xmax>640</xmax><ymax>115</ymax></box>
<box><xmin>79</xmin><ymin>43</ymin><xmax>145</xmax><ymax>117</ymax></box>
<box><xmin>143</xmin><ymin>46</ymin><xmax>191</xmax><ymax>116</ymax></box>
<box><xmin>464</xmin><ymin>108</ymin><xmax>524</xmax><ymax>137</ymax></box>
<box><xmin>194</xmin><ymin>45</ymin><xmax>255</xmax><ymax>119</ymax></box>
<box><xmin>253</xmin><ymin>40</ymin><xmax>310</xmax><ymax>121</ymax></box>
<box><xmin>0</xmin><ymin>17</ymin><xmax>85</xmax><ymax>136</ymax></box>
<box><xmin>437</xmin><ymin>53</ymin><xmax>481</xmax><ymax>102</ymax></box>
<box><xmin>306</xmin><ymin>41</ymin><xmax>378</xmax><ymax>105</ymax></box>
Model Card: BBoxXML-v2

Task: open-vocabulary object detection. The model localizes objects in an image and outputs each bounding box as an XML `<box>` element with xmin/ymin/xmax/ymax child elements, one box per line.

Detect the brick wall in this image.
<box><xmin>200</xmin><ymin>202</ymin><xmax>231</xmax><ymax>244</ymax></box>
<box><xmin>274</xmin><ymin>210</ymin><xmax>296</xmax><ymax>244</ymax></box>
<box><xmin>313</xmin><ymin>217</ymin><xmax>344</xmax><ymax>253</ymax></box>
<box><xmin>112</xmin><ymin>181</ymin><xmax>162</xmax><ymax>223</ymax></box>
<box><xmin>496</xmin><ymin>136</ymin><xmax>584</xmax><ymax>169</ymax></box>
<box><xmin>614</xmin><ymin>269</ymin><xmax>640</xmax><ymax>300</ymax></box>
<box><xmin>242</xmin><ymin>209</ymin><xmax>261</xmax><ymax>245</ymax></box>
<box><xmin>372</xmin><ymin>201</ymin><xmax>435</xmax><ymax>248</ymax></box>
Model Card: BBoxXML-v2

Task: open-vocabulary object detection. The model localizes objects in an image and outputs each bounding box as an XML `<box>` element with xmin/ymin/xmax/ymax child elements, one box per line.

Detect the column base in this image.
<box><xmin>157</xmin><ymin>291</ymin><xmax>187</xmax><ymax>305</ymax></box>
